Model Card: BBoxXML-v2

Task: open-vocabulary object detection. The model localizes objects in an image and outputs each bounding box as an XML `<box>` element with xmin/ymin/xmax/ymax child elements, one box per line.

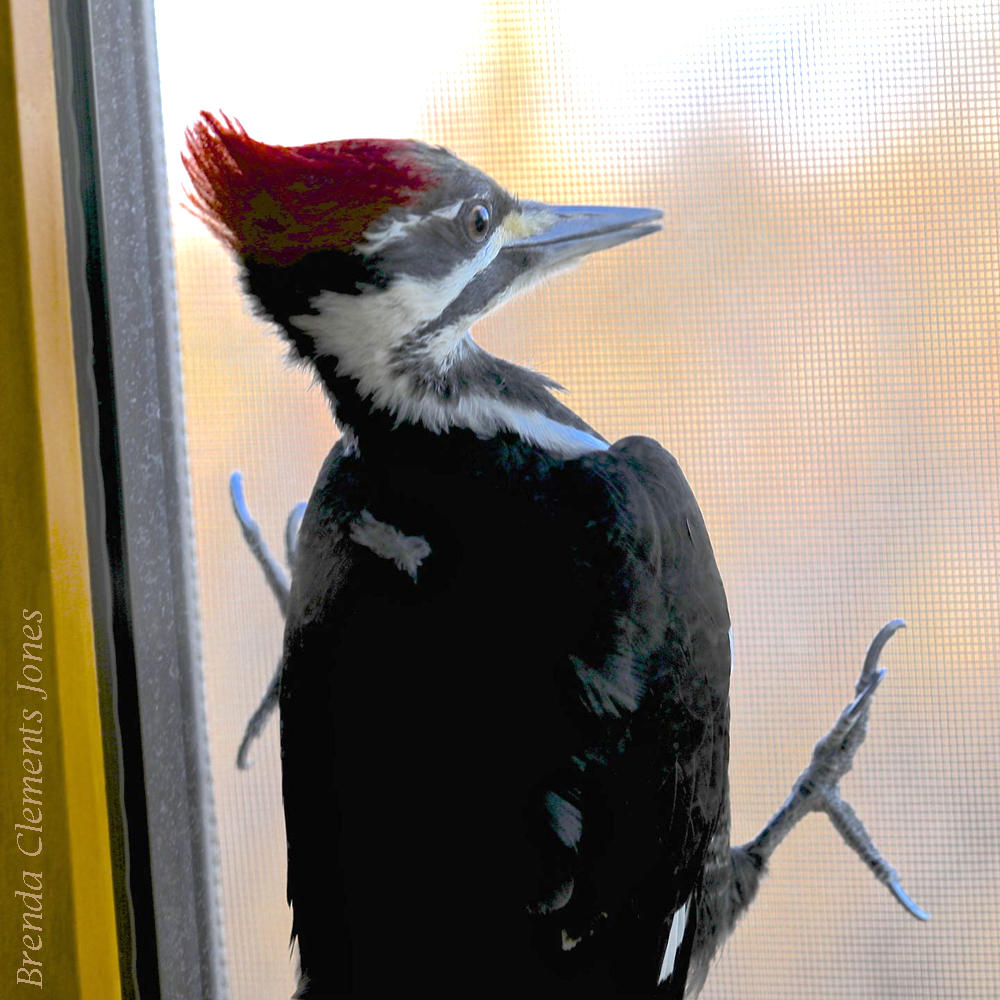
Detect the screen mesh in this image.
<box><xmin>155</xmin><ymin>2</ymin><xmax>999</xmax><ymax>996</ymax></box>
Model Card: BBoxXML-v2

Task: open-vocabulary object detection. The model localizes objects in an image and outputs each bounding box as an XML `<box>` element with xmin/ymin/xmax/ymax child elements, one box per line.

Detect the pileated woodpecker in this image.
<box><xmin>184</xmin><ymin>113</ymin><xmax>926</xmax><ymax>998</ymax></box>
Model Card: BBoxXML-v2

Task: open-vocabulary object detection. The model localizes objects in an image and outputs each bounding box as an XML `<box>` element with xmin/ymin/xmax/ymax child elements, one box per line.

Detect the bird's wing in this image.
<box><xmin>277</xmin><ymin>433</ymin><xmax>730</xmax><ymax>996</ymax></box>
<box><xmin>538</xmin><ymin>435</ymin><xmax>732</xmax><ymax>995</ymax></box>
<box><xmin>277</xmin><ymin>438</ymin><xmax>364</xmax><ymax>983</ymax></box>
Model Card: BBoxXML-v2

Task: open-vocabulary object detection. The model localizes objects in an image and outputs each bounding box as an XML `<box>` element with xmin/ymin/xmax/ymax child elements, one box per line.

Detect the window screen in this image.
<box><xmin>154</xmin><ymin>2</ymin><xmax>998</xmax><ymax>997</ymax></box>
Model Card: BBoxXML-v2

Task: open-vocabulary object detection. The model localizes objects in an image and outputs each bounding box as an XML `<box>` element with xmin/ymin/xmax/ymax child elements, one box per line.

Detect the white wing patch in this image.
<box><xmin>657</xmin><ymin>897</ymin><xmax>690</xmax><ymax>986</ymax></box>
<box><xmin>487</xmin><ymin>405</ymin><xmax>608</xmax><ymax>458</ymax></box>
<box><xmin>350</xmin><ymin>510</ymin><xmax>431</xmax><ymax>582</ymax></box>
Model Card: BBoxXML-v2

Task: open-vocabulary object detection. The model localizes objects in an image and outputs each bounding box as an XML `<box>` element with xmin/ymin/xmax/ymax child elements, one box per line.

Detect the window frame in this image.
<box><xmin>46</xmin><ymin>0</ymin><xmax>227</xmax><ymax>995</ymax></box>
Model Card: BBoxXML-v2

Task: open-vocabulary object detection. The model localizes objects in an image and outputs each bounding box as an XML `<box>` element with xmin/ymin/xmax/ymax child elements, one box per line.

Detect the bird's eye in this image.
<box><xmin>466</xmin><ymin>204</ymin><xmax>490</xmax><ymax>242</ymax></box>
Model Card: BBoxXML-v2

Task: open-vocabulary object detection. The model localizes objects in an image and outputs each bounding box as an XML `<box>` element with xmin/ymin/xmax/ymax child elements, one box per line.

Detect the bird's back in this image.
<box><xmin>281</xmin><ymin>427</ymin><xmax>731</xmax><ymax>996</ymax></box>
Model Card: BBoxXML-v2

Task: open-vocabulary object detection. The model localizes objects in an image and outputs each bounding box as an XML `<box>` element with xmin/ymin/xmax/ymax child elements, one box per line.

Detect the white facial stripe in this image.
<box><xmin>294</xmin><ymin>228</ymin><xmax>504</xmax><ymax>392</ymax></box>
<box><xmin>418</xmin><ymin>243</ymin><xmax>583</xmax><ymax>375</ymax></box>
<box><xmin>367</xmin><ymin>200</ymin><xmax>555</xmax><ymax>261</ymax></box>
<box><xmin>360</xmin><ymin>212</ymin><xmax>423</xmax><ymax>254</ymax></box>
<box><xmin>357</xmin><ymin>203</ymin><xmax>561</xmax><ymax>377</ymax></box>
<box><xmin>430</xmin><ymin>200</ymin><xmax>465</xmax><ymax>221</ymax></box>
<box><xmin>361</xmin><ymin>200</ymin><xmax>466</xmax><ymax>254</ymax></box>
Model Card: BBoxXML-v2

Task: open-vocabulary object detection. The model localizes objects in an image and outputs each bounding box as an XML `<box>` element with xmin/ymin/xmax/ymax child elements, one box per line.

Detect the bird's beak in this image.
<box><xmin>503</xmin><ymin>202</ymin><xmax>663</xmax><ymax>268</ymax></box>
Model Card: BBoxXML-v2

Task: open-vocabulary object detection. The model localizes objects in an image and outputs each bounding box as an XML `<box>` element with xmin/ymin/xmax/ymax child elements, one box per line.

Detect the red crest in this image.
<box><xmin>183</xmin><ymin>112</ymin><xmax>439</xmax><ymax>266</ymax></box>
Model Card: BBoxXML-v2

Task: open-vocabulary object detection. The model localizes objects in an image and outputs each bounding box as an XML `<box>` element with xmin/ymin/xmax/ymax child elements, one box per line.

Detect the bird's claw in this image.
<box><xmin>230</xmin><ymin>469</ymin><xmax>253</xmax><ymax>528</ymax></box>
<box><xmin>859</xmin><ymin>619</ymin><xmax>906</xmax><ymax>692</ymax></box>
<box><xmin>230</xmin><ymin>472</ymin><xmax>305</xmax><ymax>768</ymax></box>
<box><xmin>741</xmin><ymin>620</ymin><xmax>928</xmax><ymax>922</ymax></box>
<box><xmin>889</xmin><ymin>880</ymin><xmax>931</xmax><ymax>922</ymax></box>
<box><xmin>845</xmin><ymin>667</ymin><xmax>885</xmax><ymax>722</ymax></box>
<box><xmin>806</xmin><ymin>623</ymin><xmax>903</xmax><ymax>793</ymax></box>
<box><xmin>230</xmin><ymin>471</ymin><xmax>292</xmax><ymax>615</ymax></box>
<box><xmin>236</xmin><ymin>668</ymin><xmax>281</xmax><ymax>770</ymax></box>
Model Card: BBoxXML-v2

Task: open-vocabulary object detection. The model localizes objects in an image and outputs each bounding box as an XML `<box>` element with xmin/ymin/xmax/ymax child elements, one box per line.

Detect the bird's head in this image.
<box><xmin>183</xmin><ymin>112</ymin><xmax>661</xmax><ymax>444</ymax></box>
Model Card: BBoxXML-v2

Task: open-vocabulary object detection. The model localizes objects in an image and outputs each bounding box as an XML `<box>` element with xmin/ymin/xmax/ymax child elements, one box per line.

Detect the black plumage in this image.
<box><xmin>280</xmin><ymin>393</ymin><xmax>730</xmax><ymax>996</ymax></box>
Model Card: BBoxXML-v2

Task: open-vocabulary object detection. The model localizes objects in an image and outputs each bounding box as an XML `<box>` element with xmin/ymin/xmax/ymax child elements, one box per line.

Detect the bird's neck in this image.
<box><xmin>310</xmin><ymin>354</ymin><xmax>474</xmax><ymax>467</ymax></box>
<box><xmin>310</xmin><ymin>336</ymin><xmax>608</xmax><ymax>462</ymax></box>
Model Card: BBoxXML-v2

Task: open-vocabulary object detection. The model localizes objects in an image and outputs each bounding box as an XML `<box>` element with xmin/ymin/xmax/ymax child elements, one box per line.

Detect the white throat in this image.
<box><xmin>292</xmin><ymin>295</ymin><xmax>607</xmax><ymax>459</ymax></box>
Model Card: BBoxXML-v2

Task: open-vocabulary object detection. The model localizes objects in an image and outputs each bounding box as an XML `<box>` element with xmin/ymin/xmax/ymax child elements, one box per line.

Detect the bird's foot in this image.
<box><xmin>741</xmin><ymin>620</ymin><xmax>929</xmax><ymax>921</ymax></box>
<box><xmin>230</xmin><ymin>471</ymin><xmax>302</xmax><ymax>614</ymax></box>
<box><xmin>229</xmin><ymin>472</ymin><xmax>306</xmax><ymax>768</ymax></box>
<box><xmin>236</xmin><ymin>668</ymin><xmax>282</xmax><ymax>770</ymax></box>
